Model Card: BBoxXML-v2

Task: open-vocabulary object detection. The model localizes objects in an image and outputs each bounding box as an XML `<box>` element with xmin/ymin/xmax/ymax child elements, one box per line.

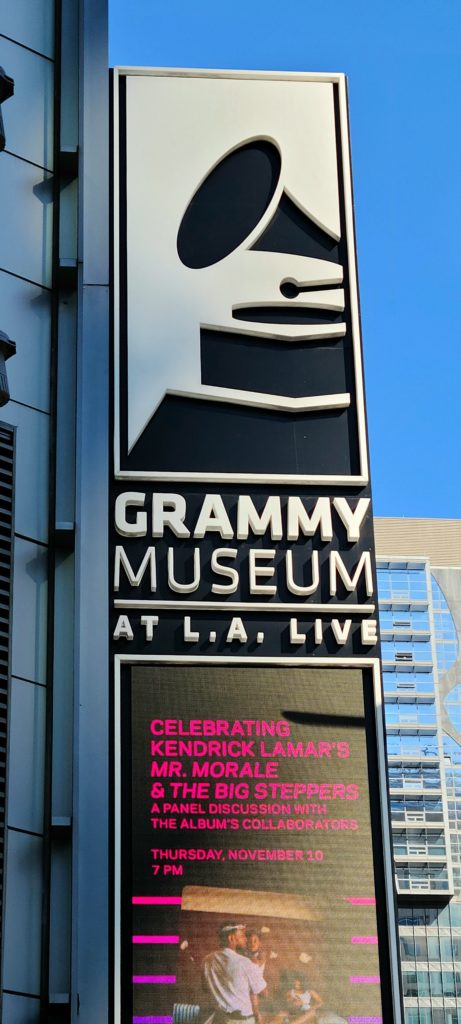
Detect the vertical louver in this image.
<box><xmin>0</xmin><ymin>423</ymin><xmax>14</xmax><ymax>964</ymax></box>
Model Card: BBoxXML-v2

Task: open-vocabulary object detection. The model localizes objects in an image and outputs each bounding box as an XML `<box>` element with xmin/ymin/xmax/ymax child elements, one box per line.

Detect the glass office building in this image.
<box><xmin>375</xmin><ymin>519</ymin><xmax>461</xmax><ymax>1024</ymax></box>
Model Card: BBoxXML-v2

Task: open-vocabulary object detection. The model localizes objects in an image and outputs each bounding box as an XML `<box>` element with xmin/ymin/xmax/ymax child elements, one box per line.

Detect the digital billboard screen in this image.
<box><xmin>117</xmin><ymin>665</ymin><xmax>390</xmax><ymax>1024</ymax></box>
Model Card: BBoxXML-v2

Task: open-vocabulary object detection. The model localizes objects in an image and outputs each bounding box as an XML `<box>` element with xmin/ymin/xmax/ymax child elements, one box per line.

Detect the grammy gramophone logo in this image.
<box><xmin>117</xmin><ymin>72</ymin><xmax>365</xmax><ymax>480</ymax></box>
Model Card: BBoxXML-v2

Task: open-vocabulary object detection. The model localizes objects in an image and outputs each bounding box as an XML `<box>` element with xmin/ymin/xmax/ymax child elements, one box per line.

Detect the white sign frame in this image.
<box><xmin>112</xmin><ymin>68</ymin><xmax>369</xmax><ymax>485</ymax></box>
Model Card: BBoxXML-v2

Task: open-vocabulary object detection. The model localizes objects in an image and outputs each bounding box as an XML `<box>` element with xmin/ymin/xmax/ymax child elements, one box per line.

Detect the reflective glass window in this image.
<box><xmin>429</xmin><ymin>970</ymin><xmax>443</xmax><ymax>996</ymax></box>
<box><xmin>445</xmin><ymin>686</ymin><xmax>461</xmax><ymax>733</ymax></box>
<box><xmin>427</xmin><ymin>935</ymin><xmax>440</xmax><ymax>959</ymax></box>
<box><xmin>402</xmin><ymin>971</ymin><xmax>417</xmax><ymax>997</ymax></box>
<box><xmin>437</xmin><ymin>905</ymin><xmax>451</xmax><ymax>926</ymax></box>
<box><xmin>450</xmin><ymin>903</ymin><xmax>461</xmax><ymax>926</ymax></box>
<box><xmin>414</xmin><ymin>937</ymin><xmax>428</xmax><ymax>960</ymax></box>
<box><xmin>443</xmin><ymin>971</ymin><xmax>456</xmax><ymax>996</ymax></box>
<box><xmin>400</xmin><ymin>936</ymin><xmax>415</xmax><ymax>959</ymax></box>
<box><xmin>440</xmin><ymin>936</ymin><xmax>453</xmax><ymax>960</ymax></box>
<box><xmin>432</xmin><ymin>576</ymin><xmax>459</xmax><ymax>676</ymax></box>
<box><xmin>420</xmin><ymin>970</ymin><xmax>434</xmax><ymax>995</ymax></box>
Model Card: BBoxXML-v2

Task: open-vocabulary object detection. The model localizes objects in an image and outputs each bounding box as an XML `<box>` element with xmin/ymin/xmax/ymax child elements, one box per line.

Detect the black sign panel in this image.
<box><xmin>111</xmin><ymin>70</ymin><xmax>399</xmax><ymax>1024</ymax></box>
<box><xmin>119</xmin><ymin>666</ymin><xmax>392</xmax><ymax>1024</ymax></box>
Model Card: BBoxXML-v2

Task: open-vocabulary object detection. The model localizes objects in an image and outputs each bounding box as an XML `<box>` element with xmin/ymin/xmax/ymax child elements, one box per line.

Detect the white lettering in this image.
<box><xmin>115</xmin><ymin>492</ymin><xmax>147</xmax><ymax>537</ymax></box>
<box><xmin>140</xmin><ymin>614</ymin><xmax>159</xmax><ymax>641</ymax></box>
<box><xmin>331</xmin><ymin>618</ymin><xmax>352</xmax><ymax>645</ymax></box>
<box><xmin>333</xmin><ymin>497</ymin><xmax>370</xmax><ymax>542</ymax></box>
<box><xmin>167</xmin><ymin>548</ymin><xmax>200</xmax><ymax>593</ymax></box>
<box><xmin>211</xmin><ymin>548</ymin><xmax>239</xmax><ymax>594</ymax></box>
<box><xmin>237</xmin><ymin>496</ymin><xmax>282</xmax><ymax>540</ymax></box>
<box><xmin>226</xmin><ymin>617</ymin><xmax>248</xmax><ymax>643</ymax></box>
<box><xmin>194</xmin><ymin>494</ymin><xmax>234</xmax><ymax>539</ymax></box>
<box><xmin>287</xmin><ymin>496</ymin><xmax>333</xmax><ymax>541</ymax></box>
<box><xmin>113</xmin><ymin>545</ymin><xmax>157</xmax><ymax>591</ymax></box>
<box><xmin>290</xmin><ymin>618</ymin><xmax>306</xmax><ymax>644</ymax></box>
<box><xmin>152</xmin><ymin>493</ymin><xmax>190</xmax><ymax>538</ymax></box>
<box><xmin>184</xmin><ymin>616</ymin><xmax>199</xmax><ymax>642</ymax></box>
<box><xmin>113</xmin><ymin>614</ymin><xmax>134</xmax><ymax>641</ymax></box>
<box><xmin>286</xmin><ymin>550</ymin><xmax>319</xmax><ymax>596</ymax></box>
<box><xmin>249</xmin><ymin>549</ymin><xmax>277</xmax><ymax>595</ymax></box>
<box><xmin>329</xmin><ymin>551</ymin><xmax>373</xmax><ymax>597</ymax></box>
<box><xmin>361</xmin><ymin>618</ymin><xmax>378</xmax><ymax>645</ymax></box>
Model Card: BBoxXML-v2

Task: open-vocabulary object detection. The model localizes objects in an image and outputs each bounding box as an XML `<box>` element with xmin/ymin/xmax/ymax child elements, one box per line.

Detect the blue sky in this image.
<box><xmin>110</xmin><ymin>1</ymin><xmax>461</xmax><ymax>518</ymax></box>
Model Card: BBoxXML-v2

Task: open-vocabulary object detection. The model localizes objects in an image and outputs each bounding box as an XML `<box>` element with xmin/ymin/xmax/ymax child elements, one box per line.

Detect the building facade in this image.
<box><xmin>2</xmin><ymin>6</ymin><xmax>458</xmax><ymax>1022</ymax></box>
<box><xmin>375</xmin><ymin>519</ymin><xmax>461</xmax><ymax>1024</ymax></box>
<box><xmin>0</xmin><ymin>1</ymin><xmax>108</xmax><ymax>1021</ymax></box>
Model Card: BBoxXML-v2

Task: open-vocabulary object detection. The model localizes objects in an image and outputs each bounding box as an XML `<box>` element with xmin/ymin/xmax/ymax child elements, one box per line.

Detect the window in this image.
<box><xmin>388</xmin><ymin>765</ymin><xmax>441</xmax><ymax>790</ymax></box>
<box><xmin>377</xmin><ymin>566</ymin><xmax>428</xmax><ymax>602</ymax></box>
<box><xmin>379</xmin><ymin>609</ymin><xmax>429</xmax><ymax>631</ymax></box>
<box><xmin>384</xmin><ymin>701</ymin><xmax>436</xmax><ymax>727</ymax></box>
<box><xmin>393</xmin><ymin>829</ymin><xmax>446</xmax><ymax>858</ymax></box>
<box><xmin>432</xmin><ymin>576</ymin><xmax>459</xmax><ymax>676</ymax></box>
<box><xmin>382</xmin><ymin>672</ymin><xmax>435</xmax><ymax>696</ymax></box>
<box><xmin>391</xmin><ymin>796</ymin><xmax>444</xmax><ymax>822</ymax></box>
<box><xmin>427</xmin><ymin>935</ymin><xmax>440</xmax><ymax>959</ymax></box>
<box><xmin>449</xmin><ymin>902</ymin><xmax>461</xmax><ymax>926</ymax></box>
<box><xmin>445</xmin><ymin>686</ymin><xmax>461</xmax><ymax>734</ymax></box>
<box><xmin>402</xmin><ymin>971</ymin><xmax>417</xmax><ymax>997</ymax></box>
<box><xmin>429</xmin><ymin>970</ymin><xmax>443</xmax><ymax>996</ymax></box>
<box><xmin>440</xmin><ymin>936</ymin><xmax>453</xmax><ymax>960</ymax></box>
<box><xmin>382</xmin><ymin>639</ymin><xmax>432</xmax><ymax>663</ymax></box>
<box><xmin>400</xmin><ymin>936</ymin><xmax>415</xmax><ymax>959</ymax></box>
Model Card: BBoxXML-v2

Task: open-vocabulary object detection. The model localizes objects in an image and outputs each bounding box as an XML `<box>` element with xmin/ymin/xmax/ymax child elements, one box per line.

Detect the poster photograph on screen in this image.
<box><xmin>117</xmin><ymin>665</ymin><xmax>387</xmax><ymax>1024</ymax></box>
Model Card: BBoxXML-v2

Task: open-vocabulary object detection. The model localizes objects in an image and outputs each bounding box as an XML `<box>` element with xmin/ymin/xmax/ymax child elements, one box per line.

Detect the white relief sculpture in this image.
<box><xmin>123</xmin><ymin>76</ymin><xmax>350</xmax><ymax>452</ymax></box>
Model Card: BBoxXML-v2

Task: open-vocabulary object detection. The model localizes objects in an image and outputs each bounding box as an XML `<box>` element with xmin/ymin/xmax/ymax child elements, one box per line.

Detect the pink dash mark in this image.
<box><xmin>133</xmin><ymin>1019</ymin><xmax>174</xmax><ymax>1023</ymax></box>
<box><xmin>349</xmin><ymin>976</ymin><xmax>380</xmax><ymax>985</ymax></box>
<box><xmin>132</xmin><ymin>936</ymin><xmax>179</xmax><ymax>944</ymax></box>
<box><xmin>132</xmin><ymin>896</ymin><xmax>182</xmax><ymax>905</ymax></box>
<box><xmin>344</xmin><ymin>897</ymin><xmax>376</xmax><ymax>906</ymax></box>
<box><xmin>133</xmin><ymin>1018</ymin><xmax>174</xmax><ymax>1023</ymax></box>
<box><xmin>132</xmin><ymin>975</ymin><xmax>176</xmax><ymax>984</ymax></box>
<box><xmin>351</xmin><ymin>936</ymin><xmax>378</xmax><ymax>944</ymax></box>
<box><xmin>349</xmin><ymin>1018</ymin><xmax>382</xmax><ymax>1023</ymax></box>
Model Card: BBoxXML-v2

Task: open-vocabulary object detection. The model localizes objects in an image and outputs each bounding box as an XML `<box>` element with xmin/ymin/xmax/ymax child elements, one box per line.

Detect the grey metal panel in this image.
<box><xmin>59</xmin><ymin>177</ymin><xmax>78</xmax><ymax>262</ymax></box>
<box><xmin>2</xmin><ymin>993</ymin><xmax>40</xmax><ymax>1023</ymax></box>
<box><xmin>0</xmin><ymin>0</ymin><xmax>54</xmax><ymax>60</ymax></box>
<box><xmin>49</xmin><ymin>842</ymin><xmax>71</xmax><ymax>993</ymax></box>
<box><xmin>2</xmin><ymin>830</ymin><xmax>43</xmax><ymax>995</ymax></box>
<box><xmin>0</xmin><ymin>36</ymin><xmax>54</xmax><ymax>171</ymax></box>
<box><xmin>11</xmin><ymin>539</ymin><xmax>48</xmax><ymax>686</ymax></box>
<box><xmin>73</xmin><ymin>0</ymin><xmax>108</xmax><ymax>1018</ymax></box>
<box><xmin>6</xmin><ymin>401</ymin><xmax>49</xmax><ymax>543</ymax></box>
<box><xmin>60</xmin><ymin>0</ymin><xmax>78</xmax><ymax>151</ymax></box>
<box><xmin>0</xmin><ymin>154</ymin><xmax>52</xmax><ymax>288</ymax></box>
<box><xmin>0</xmin><ymin>424</ymin><xmax>15</xmax><ymax>985</ymax></box>
<box><xmin>78</xmin><ymin>0</ymin><xmax>108</xmax><ymax>285</ymax></box>
<box><xmin>56</xmin><ymin>293</ymin><xmax>76</xmax><ymax>523</ymax></box>
<box><xmin>0</xmin><ymin>271</ymin><xmax>51</xmax><ymax>414</ymax></box>
<box><xmin>74</xmin><ymin>281</ymin><xmax>109</xmax><ymax>1022</ymax></box>
<box><xmin>7</xmin><ymin>677</ymin><xmax>45</xmax><ymax>835</ymax></box>
<box><xmin>52</xmin><ymin>551</ymin><xmax>74</xmax><ymax>815</ymax></box>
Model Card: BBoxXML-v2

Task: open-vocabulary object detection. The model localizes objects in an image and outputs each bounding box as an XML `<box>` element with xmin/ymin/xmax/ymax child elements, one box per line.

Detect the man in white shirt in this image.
<box><xmin>203</xmin><ymin>922</ymin><xmax>267</xmax><ymax>1024</ymax></box>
